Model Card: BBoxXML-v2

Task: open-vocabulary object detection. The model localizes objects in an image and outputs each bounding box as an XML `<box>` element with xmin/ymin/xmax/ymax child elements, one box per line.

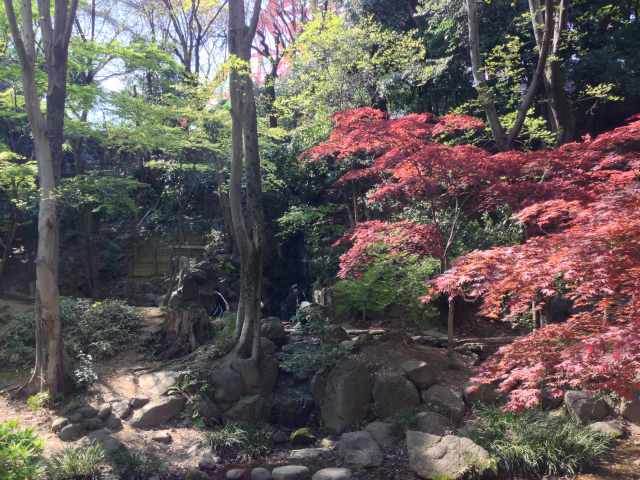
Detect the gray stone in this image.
<box><xmin>68</xmin><ymin>412</ymin><xmax>84</xmax><ymax>423</ymax></box>
<box><xmin>272</xmin><ymin>392</ymin><xmax>314</xmax><ymax>428</ymax></box>
<box><xmin>462</xmin><ymin>382</ymin><xmax>499</xmax><ymax>404</ymax></box>
<box><xmin>406</xmin><ymin>431</ymin><xmax>493</xmax><ymax>480</ymax></box>
<box><xmin>198</xmin><ymin>452</ymin><xmax>221</xmax><ymax>470</ymax></box>
<box><xmin>312</xmin><ymin>468</ymin><xmax>352</xmax><ymax>480</ymax></box>
<box><xmin>400</xmin><ymin>360</ymin><xmax>438</xmax><ymax>389</ymax></box>
<box><xmin>372</xmin><ymin>370</ymin><xmax>420</xmax><ymax>419</ymax></box>
<box><xmin>336</xmin><ymin>431</ymin><xmax>383</xmax><ymax>468</ymax></box>
<box><xmin>137</xmin><ymin>370</ymin><xmax>180</xmax><ymax>397</ymax></box>
<box><xmin>223</xmin><ymin>395</ymin><xmax>267</xmax><ymax>423</ymax></box>
<box><xmin>130</xmin><ymin>397</ymin><xmax>150</xmax><ymax>409</ymax></box>
<box><xmin>421</xmin><ymin>385</ymin><xmax>465</xmax><ymax>423</ymax></box>
<box><xmin>97</xmin><ymin>404</ymin><xmax>112</xmax><ymax>420</ymax></box>
<box><xmin>251</xmin><ymin>467</ymin><xmax>272</xmax><ymax>480</ymax></box>
<box><xmin>364</xmin><ymin>421</ymin><xmax>395</xmax><ymax>448</ymax></box>
<box><xmin>261</xmin><ymin>317</ymin><xmax>288</xmax><ymax>345</ymax></box>
<box><xmin>86</xmin><ymin>429</ymin><xmax>124</xmax><ymax>453</ymax></box>
<box><xmin>78</xmin><ymin>405</ymin><xmax>99</xmax><ymax>418</ymax></box>
<box><xmin>51</xmin><ymin>417</ymin><xmax>69</xmax><ymax>433</ymax></box>
<box><xmin>315</xmin><ymin>358</ymin><xmax>371</xmax><ymax>434</ymax></box>
<box><xmin>621</xmin><ymin>394</ymin><xmax>640</xmax><ymax>425</ymax></box>
<box><xmin>289</xmin><ymin>448</ymin><xmax>331</xmax><ymax>462</ymax></box>
<box><xmin>272</xmin><ymin>465</ymin><xmax>310</xmax><ymax>480</ymax></box>
<box><xmin>414</xmin><ymin>411</ymin><xmax>451</xmax><ymax>436</ymax></box>
<box><xmin>208</xmin><ymin>366</ymin><xmax>245</xmax><ymax>407</ymax></box>
<box><xmin>227</xmin><ymin>469</ymin><xmax>247</xmax><ymax>479</ymax></box>
<box><xmin>104</xmin><ymin>414</ymin><xmax>123</xmax><ymax>432</ymax></box>
<box><xmin>83</xmin><ymin>417</ymin><xmax>104</xmax><ymax>431</ymax></box>
<box><xmin>111</xmin><ymin>400</ymin><xmax>132</xmax><ymax>419</ymax></box>
<box><xmin>589</xmin><ymin>421</ymin><xmax>624</xmax><ymax>438</ymax></box>
<box><xmin>564</xmin><ymin>391</ymin><xmax>610</xmax><ymax>423</ymax></box>
<box><xmin>58</xmin><ymin>423</ymin><xmax>85</xmax><ymax>442</ymax></box>
<box><xmin>151</xmin><ymin>430</ymin><xmax>173</xmax><ymax>444</ymax></box>
<box><xmin>129</xmin><ymin>396</ymin><xmax>187</xmax><ymax>429</ymax></box>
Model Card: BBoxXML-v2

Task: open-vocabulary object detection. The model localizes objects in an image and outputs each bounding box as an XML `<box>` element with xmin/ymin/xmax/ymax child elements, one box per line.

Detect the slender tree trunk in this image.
<box><xmin>447</xmin><ymin>298</ymin><xmax>455</xmax><ymax>360</ymax></box>
<box><xmin>465</xmin><ymin>0</ymin><xmax>554</xmax><ymax>150</ymax></box>
<box><xmin>4</xmin><ymin>0</ymin><xmax>79</xmax><ymax>397</ymax></box>
<box><xmin>228</xmin><ymin>0</ymin><xmax>264</xmax><ymax>360</ymax></box>
<box><xmin>528</xmin><ymin>0</ymin><xmax>576</xmax><ymax>144</ymax></box>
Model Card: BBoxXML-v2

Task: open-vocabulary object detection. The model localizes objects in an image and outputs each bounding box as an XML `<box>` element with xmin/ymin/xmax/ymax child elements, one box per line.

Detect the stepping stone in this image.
<box><xmin>289</xmin><ymin>448</ymin><xmax>331</xmax><ymax>461</ymax></box>
<box><xmin>252</xmin><ymin>467</ymin><xmax>272</xmax><ymax>480</ymax></box>
<box><xmin>227</xmin><ymin>469</ymin><xmax>247</xmax><ymax>479</ymax></box>
<box><xmin>312</xmin><ymin>468</ymin><xmax>352</xmax><ymax>480</ymax></box>
<box><xmin>272</xmin><ymin>465</ymin><xmax>310</xmax><ymax>480</ymax></box>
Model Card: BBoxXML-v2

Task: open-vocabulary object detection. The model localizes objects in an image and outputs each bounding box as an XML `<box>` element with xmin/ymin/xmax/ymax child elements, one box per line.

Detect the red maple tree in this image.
<box><xmin>305</xmin><ymin>107</ymin><xmax>640</xmax><ymax>410</ymax></box>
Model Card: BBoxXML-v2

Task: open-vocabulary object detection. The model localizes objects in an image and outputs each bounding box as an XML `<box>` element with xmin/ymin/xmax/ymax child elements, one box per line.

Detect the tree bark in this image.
<box><xmin>528</xmin><ymin>0</ymin><xmax>576</xmax><ymax>144</ymax></box>
<box><xmin>228</xmin><ymin>0</ymin><xmax>264</xmax><ymax>360</ymax></box>
<box><xmin>447</xmin><ymin>298</ymin><xmax>455</xmax><ymax>360</ymax></box>
<box><xmin>4</xmin><ymin>0</ymin><xmax>79</xmax><ymax>396</ymax></box>
<box><xmin>465</xmin><ymin>0</ymin><xmax>555</xmax><ymax>150</ymax></box>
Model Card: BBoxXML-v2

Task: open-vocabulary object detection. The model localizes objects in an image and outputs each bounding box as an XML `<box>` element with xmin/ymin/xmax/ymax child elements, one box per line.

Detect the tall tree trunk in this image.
<box><xmin>228</xmin><ymin>0</ymin><xmax>264</xmax><ymax>360</ymax></box>
<box><xmin>529</xmin><ymin>0</ymin><xmax>576</xmax><ymax>144</ymax></box>
<box><xmin>4</xmin><ymin>0</ymin><xmax>79</xmax><ymax>397</ymax></box>
<box><xmin>465</xmin><ymin>0</ymin><xmax>554</xmax><ymax>150</ymax></box>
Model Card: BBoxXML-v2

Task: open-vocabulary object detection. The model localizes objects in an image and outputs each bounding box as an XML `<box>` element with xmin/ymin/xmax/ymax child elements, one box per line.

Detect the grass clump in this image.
<box><xmin>26</xmin><ymin>392</ymin><xmax>50</xmax><ymax>413</ymax></box>
<box><xmin>468</xmin><ymin>405</ymin><xmax>612</xmax><ymax>477</ymax></box>
<box><xmin>109</xmin><ymin>448</ymin><xmax>165</xmax><ymax>480</ymax></box>
<box><xmin>46</xmin><ymin>443</ymin><xmax>105</xmax><ymax>480</ymax></box>
<box><xmin>0</xmin><ymin>420</ymin><xmax>45</xmax><ymax>480</ymax></box>
<box><xmin>205</xmin><ymin>422</ymin><xmax>274</xmax><ymax>461</ymax></box>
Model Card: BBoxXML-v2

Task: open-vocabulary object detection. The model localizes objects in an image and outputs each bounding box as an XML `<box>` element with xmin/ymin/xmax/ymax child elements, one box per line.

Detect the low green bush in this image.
<box><xmin>46</xmin><ymin>443</ymin><xmax>105</xmax><ymax>480</ymax></box>
<box><xmin>109</xmin><ymin>448</ymin><xmax>165</xmax><ymax>480</ymax></box>
<box><xmin>279</xmin><ymin>343</ymin><xmax>350</xmax><ymax>380</ymax></box>
<box><xmin>0</xmin><ymin>420</ymin><xmax>45</xmax><ymax>480</ymax></box>
<box><xmin>205</xmin><ymin>423</ymin><xmax>274</xmax><ymax>461</ymax></box>
<box><xmin>0</xmin><ymin>298</ymin><xmax>141</xmax><ymax>369</ymax></box>
<box><xmin>468</xmin><ymin>405</ymin><xmax>612</xmax><ymax>477</ymax></box>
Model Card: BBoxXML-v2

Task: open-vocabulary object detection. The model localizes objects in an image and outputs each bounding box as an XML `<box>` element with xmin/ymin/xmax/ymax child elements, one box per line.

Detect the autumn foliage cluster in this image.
<box><xmin>305</xmin><ymin>108</ymin><xmax>640</xmax><ymax>410</ymax></box>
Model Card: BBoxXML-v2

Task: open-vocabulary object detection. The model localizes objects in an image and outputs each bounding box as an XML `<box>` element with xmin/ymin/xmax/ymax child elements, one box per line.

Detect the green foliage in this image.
<box><xmin>277</xmin><ymin>13</ymin><xmax>430</xmax><ymax>150</ymax></box>
<box><xmin>0</xmin><ymin>298</ymin><xmax>141</xmax><ymax>369</ymax></box>
<box><xmin>109</xmin><ymin>448</ymin><xmax>165</xmax><ymax>480</ymax></box>
<box><xmin>205</xmin><ymin>423</ymin><xmax>274</xmax><ymax>461</ymax></box>
<box><xmin>26</xmin><ymin>393</ymin><xmax>50</xmax><ymax>413</ymax></box>
<box><xmin>46</xmin><ymin>443</ymin><xmax>105</xmax><ymax>480</ymax></box>
<box><xmin>0</xmin><ymin>421</ymin><xmax>45</xmax><ymax>480</ymax></box>
<box><xmin>280</xmin><ymin>343</ymin><xmax>351</xmax><ymax>380</ymax></box>
<box><xmin>468</xmin><ymin>405</ymin><xmax>612</xmax><ymax>477</ymax></box>
<box><xmin>333</xmin><ymin>251</ymin><xmax>440</xmax><ymax>324</ymax></box>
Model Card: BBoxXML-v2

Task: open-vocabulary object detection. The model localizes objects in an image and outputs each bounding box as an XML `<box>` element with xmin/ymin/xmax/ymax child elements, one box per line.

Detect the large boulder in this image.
<box><xmin>261</xmin><ymin>317</ymin><xmax>287</xmax><ymax>345</ymax></box>
<box><xmin>315</xmin><ymin>359</ymin><xmax>371</xmax><ymax>434</ymax></box>
<box><xmin>421</xmin><ymin>385</ymin><xmax>466</xmax><ymax>423</ymax></box>
<box><xmin>406</xmin><ymin>431</ymin><xmax>493</xmax><ymax>480</ymax></box>
<box><xmin>364</xmin><ymin>421</ymin><xmax>394</xmax><ymax>449</ymax></box>
<box><xmin>414</xmin><ymin>411</ymin><xmax>451</xmax><ymax>436</ymax></box>
<box><xmin>137</xmin><ymin>370</ymin><xmax>180</xmax><ymax>397</ymax></box>
<box><xmin>400</xmin><ymin>360</ymin><xmax>438</xmax><ymax>390</ymax></box>
<box><xmin>129</xmin><ymin>396</ymin><xmax>186</xmax><ymax>429</ymax></box>
<box><xmin>336</xmin><ymin>431</ymin><xmax>383</xmax><ymax>468</ymax></box>
<box><xmin>564</xmin><ymin>391</ymin><xmax>610</xmax><ymax>423</ymax></box>
<box><xmin>223</xmin><ymin>395</ymin><xmax>268</xmax><ymax>423</ymax></box>
<box><xmin>621</xmin><ymin>394</ymin><xmax>640</xmax><ymax>425</ymax></box>
<box><xmin>589</xmin><ymin>421</ymin><xmax>624</xmax><ymax>438</ymax></box>
<box><xmin>372</xmin><ymin>369</ymin><xmax>420</xmax><ymax>419</ymax></box>
<box><xmin>58</xmin><ymin>423</ymin><xmax>85</xmax><ymax>442</ymax></box>
<box><xmin>208</xmin><ymin>366</ymin><xmax>245</xmax><ymax>408</ymax></box>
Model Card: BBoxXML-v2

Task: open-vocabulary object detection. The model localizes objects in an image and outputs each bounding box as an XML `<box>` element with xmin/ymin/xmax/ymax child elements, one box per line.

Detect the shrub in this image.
<box><xmin>206</xmin><ymin>423</ymin><xmax>274</xmax><ymax>462</ymax></box>
<box><xmin>468</xmin><ymin>405</ymin><xmax>611</xmax><ymax>477</ymax></box>
<box><xmin>279</xmin><ymin>343</ymin><xmax>350</xmax><ymax>380</ymax></box>
<box><xmin>109</xmin><ymin>448</ymin><xmax>165</xmax><ymax>480</ymax></box>
<box><xmin>46</xmin><ymin>443</ymin><xmax>105</xmax><ymax>480</ymax></box>
<box><xmin>0</xmin><ymin>420</ymin><xmax>45</xmax><ymax>480</ymax></box>
<box><xmin>0</xmin><ymin>298</ymin><xmax>141</xmax><ymax>369</ymax></box>
<box><xmin>26</xmin><ymin>393</ymin><xmax>50</xmax><ymax>413</ymax></box>
<box><xmin>333</xmin><ymin>251</ymin><xmax>440</xmax><ymax>325</ymax></box>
